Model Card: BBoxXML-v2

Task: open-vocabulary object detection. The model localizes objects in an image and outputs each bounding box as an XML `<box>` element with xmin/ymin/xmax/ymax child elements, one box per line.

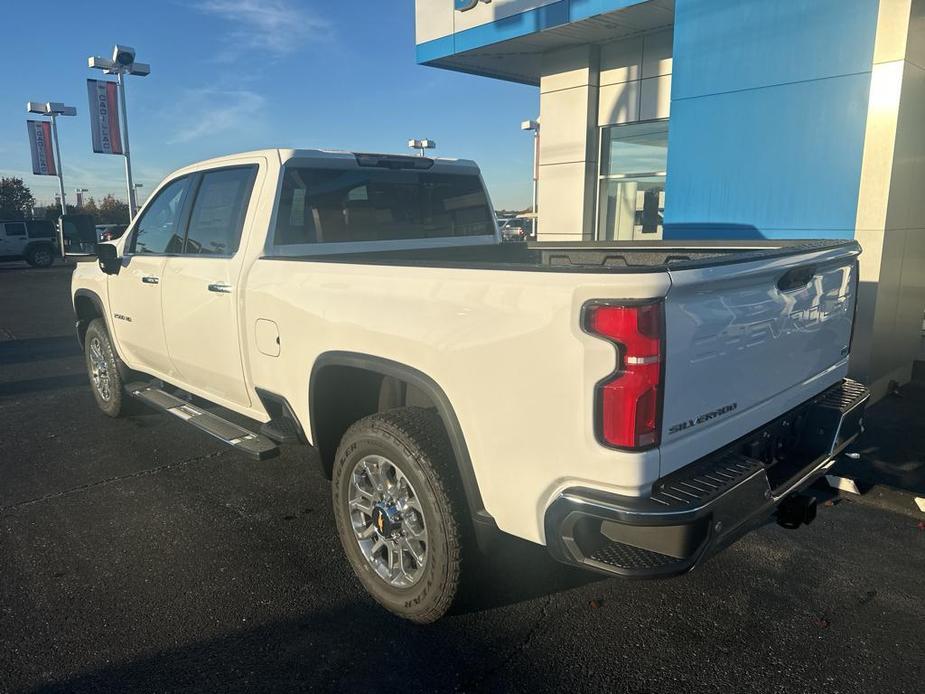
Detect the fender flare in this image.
<box><xmin>309</xmin><ymin>351</ymin><xmax>497</xmax><ymax>539</ymax></box>
<box><xmin>73</xmin><ymin>288</ymin><xmax>134</xmax><ymax>382</ymax></box>
<box><xmin>73</xmin><ymin>288</ymin><xmax>108</xmax><ymax>347</ymax></box>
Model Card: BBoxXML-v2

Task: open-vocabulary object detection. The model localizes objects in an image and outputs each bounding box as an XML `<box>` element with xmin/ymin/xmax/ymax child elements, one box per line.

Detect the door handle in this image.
<box><xmin>142</xmin><ymin>276</ymin><xmax>159</xmax><ymax>284</ymax></box>
<box><xmin>777</xmin><ymin>265</ymin><xmax>816</xmax><ymax>292</ymax></box>
<box><xmin>208</xmin><ymin>283</ymin><xmax>233</xmax><ymax>294</ymax></box>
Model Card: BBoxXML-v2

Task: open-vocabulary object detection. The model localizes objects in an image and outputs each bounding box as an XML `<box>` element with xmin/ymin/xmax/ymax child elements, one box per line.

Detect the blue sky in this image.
<box><xmin>0</xmin><ymin>0</ymin><xmax>537</xmax><ymax>209</ymax></box>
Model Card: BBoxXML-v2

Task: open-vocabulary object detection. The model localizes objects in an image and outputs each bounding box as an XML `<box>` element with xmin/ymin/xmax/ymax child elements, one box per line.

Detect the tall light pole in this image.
<box><xmin>408</xmin><ymin>139</ymin><xmax>436</xmax><ymax>157</ymax></box>
<box><xmin>27</xmin><ymin>101</ymin><xmax>76</xmax><ymax>257</ymax></box>
<box><xmin>521</xmin><ymin>119</ymin><xmax>540</xmax><ymax>237</ymax></box>
<box><xmin>88</xmin><ymin>45</ymin><xmax>150</xmax><ymax>219</ymax></box>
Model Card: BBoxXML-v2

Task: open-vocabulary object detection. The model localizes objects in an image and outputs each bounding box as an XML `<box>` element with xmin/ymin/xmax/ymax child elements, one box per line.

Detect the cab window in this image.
<box><xmin>183</xmin><ymin>166</ymin><xmax>256</xmax><ymax>256</ymax></box>
<box><xmin>130</xmin><ymin>176</ymin><xmax>191</xmax><ymax>255</ymax></box>
<box><xmin>4</xmin><ymin>223</ymin><xmax>26</xmax><ymax>237</ymax></box>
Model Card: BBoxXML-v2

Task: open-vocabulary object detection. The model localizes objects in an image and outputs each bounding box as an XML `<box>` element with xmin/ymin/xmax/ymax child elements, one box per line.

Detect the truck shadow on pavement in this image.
<box><xmin>0</xmin><ymin>373</ymin><xmax>87</xmax><ymax>397</ymax></box>
<box><xmin>832</xmin><ymin>362</ymin><xmax>925</xmax><ymax>496</ymax></box>
<box><xmin>0</xmin><ymin>335</ymin><xmax>86</xmax><ymax>397</ymax></box>
<box><xmin>28</xmin><ymin>604</ymin><xmax>543</xmax><ymax>694</ymax></box>
<box><xmin>0</xmin><ymin>336</ymin><xmax>81</xmax><ymax>365</ymax></box>
<box><xmin>454</xmin><ymin>533</ymin><xmax>603</xmax><ymax>614</ymax></box>
<box><xmin>28</xmin><ymin>546</ymin><xmax>604</xmax><ymax>694</ymax></box>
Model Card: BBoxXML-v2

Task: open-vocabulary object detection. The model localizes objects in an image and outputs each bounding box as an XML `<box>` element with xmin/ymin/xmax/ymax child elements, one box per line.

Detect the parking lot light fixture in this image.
<box><xmin>88</xmin><ymin>44</ymin><xmax>151</xmax><ymax>219</ymax></box>
<box><xmin>408</xmin><ymin>139</ymin><xmax>436</xmax><ymax>157</ymax></box>
<box><xmin>26</xmin><ymin>101</ymin><xmax>77</xmax><ymax>257</ymax></box>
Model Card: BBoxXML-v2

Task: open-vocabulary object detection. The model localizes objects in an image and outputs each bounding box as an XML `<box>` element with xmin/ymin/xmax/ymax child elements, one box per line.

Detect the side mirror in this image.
<box><xmin>96</xmin><ymin>242</ymin><xmax>121</xmax><ymax>275</ymax></box>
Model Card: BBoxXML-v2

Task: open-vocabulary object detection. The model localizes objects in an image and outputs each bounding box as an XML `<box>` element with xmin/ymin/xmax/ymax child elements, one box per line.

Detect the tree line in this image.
<box><xmin>0</xmin><ymin>176</ymin><xmax>129</xmax><ymax>225</ymax></box>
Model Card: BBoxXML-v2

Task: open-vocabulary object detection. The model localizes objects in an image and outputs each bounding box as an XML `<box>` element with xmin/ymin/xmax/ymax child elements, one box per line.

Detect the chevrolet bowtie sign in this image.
<box><xmin>455</xmin><ymin>0</ymin><xmax>491</xmax><ymax>10</ymax></box>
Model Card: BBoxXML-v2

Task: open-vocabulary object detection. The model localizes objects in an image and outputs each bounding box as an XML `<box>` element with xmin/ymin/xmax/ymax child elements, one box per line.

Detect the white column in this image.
<box><xmin>850</xmin><ymin>0</ymin><xmax>925</xmax><ymax>401</ymax></box>
<box><xmin>536</xmin><ymin>45</ymin><xmax>600</xmax><ymax>241</ymax></box>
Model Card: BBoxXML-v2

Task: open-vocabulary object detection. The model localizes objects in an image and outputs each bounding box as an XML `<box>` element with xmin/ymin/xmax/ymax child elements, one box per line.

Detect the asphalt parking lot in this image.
<box><xmin>1</xmin><ymin>261</ymin><xmax>923</xmax><ymax>693</ymax></box>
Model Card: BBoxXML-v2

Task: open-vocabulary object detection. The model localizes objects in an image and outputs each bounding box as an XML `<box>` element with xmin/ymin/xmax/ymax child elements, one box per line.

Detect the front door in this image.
<box><xmin>107</xmin><ymin>175</ymin><xmax>192</xmax><ymax>376</ymax></box>
<box><xmin>161</xmin><ymin>165</ymin><xmax>259</xmax><ymax>408</ymax></box>
<box><xmin>1</xmin><ymin>222</ymin><xmax>28</xmax><ymax>258</ymax></box>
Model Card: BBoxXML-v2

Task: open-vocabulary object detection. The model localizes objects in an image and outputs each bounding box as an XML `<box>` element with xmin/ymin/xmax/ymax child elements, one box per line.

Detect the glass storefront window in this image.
<box><xmin>597</xmin><ymin>120</ymin><xmax>668</xmax><ymax>240</ymax></box>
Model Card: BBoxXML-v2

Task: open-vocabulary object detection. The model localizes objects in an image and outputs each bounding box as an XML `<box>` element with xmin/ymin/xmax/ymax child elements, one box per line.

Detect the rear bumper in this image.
<box><xmin>544</xmin><ymin>378</ymin><xmax>869</xmax><ymax>578</ymax></box>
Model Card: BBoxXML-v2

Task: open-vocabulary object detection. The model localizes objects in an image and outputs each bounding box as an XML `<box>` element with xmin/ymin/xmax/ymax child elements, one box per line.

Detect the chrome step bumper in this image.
<box><xmin>545</xmin><ymin>378</ymin><xmax>870</xmax><ymax>578</ymax></box>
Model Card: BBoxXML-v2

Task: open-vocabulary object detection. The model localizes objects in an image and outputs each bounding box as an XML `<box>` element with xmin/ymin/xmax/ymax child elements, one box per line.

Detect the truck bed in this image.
<box><xmin>254</xmin><ymin>234</ymin><xmax>861</xmax><ymax>500</ymax></box>
<box><xmin>265</xmin><ymin>239</ymin><xmax>857</xmax><ymax>273</ymax></box>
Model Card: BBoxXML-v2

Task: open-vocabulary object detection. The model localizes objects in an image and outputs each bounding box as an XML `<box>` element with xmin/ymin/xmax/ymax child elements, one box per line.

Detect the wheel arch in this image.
<box><xmin>309</xmin><ymin>351</ymin><xmax>495</xmax><ymax>536</ymax></box>
<box><xmin>24</xmin><ymin>239</ymin><xmax>54</xmax><ymax>253</ymax></box>
<box><xmin>74</xmin><ymin>288</ymin><xmax>107</xmax><ymax>348</ymax></box>
<box><xmin>73</xmin><ymin>288</ymin><xmax>135</xmax><ymax>382</ymax></box>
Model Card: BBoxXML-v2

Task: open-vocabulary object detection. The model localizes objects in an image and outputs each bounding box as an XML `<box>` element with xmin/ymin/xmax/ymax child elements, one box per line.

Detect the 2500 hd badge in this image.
<box><xmin>669</xmin><ymin>403</ymin><xmax>738</xmax><ymax>435</ymax></box>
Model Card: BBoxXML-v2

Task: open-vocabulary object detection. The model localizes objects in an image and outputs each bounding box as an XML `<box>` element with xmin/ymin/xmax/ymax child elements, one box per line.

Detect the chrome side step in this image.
<box><xmin>127</xmin><ymin>382</ymin><xmax>279</xmax><ymax>461</ymax></box>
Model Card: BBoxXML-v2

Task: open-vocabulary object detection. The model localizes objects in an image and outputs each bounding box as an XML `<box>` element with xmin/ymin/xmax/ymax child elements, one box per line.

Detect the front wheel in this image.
<box><xmin>331</xmin><ymin>407</ymin><xmax>467</xmax><ymax>623</ymax></box>
<box><xmin>84</xmin><ymin>318</ymin><xmax>130</xmax><ymax>417</ymax></box>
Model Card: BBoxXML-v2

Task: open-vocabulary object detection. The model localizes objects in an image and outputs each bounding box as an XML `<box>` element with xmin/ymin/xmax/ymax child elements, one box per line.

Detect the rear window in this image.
<box><xmin>184</xmin><ymin>166</ymin><xmax>256</xmax><ymax>256</ymax></box>
<box><xmin>273</xmin><ymin>167</ymin><xmax>494</xmax><ymax>246</ymax></box>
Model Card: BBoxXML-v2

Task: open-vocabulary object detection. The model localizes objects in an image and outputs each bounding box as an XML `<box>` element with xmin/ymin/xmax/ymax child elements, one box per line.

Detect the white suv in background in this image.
<box><xmin>0</xmin><ymin>221</ymin><xmax>57</xmax><ymax>267</ymax></box>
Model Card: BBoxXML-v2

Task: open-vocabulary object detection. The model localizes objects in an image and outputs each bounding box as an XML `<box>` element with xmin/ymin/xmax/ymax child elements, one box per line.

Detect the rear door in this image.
<box><xmin>659</xmin><ymin>243</ymin><xmax>860</xmax><ymax>475</ymax></box>
<box><xmin>108</xmin><ymin>175</ymin><xmax>192</xmax><ymax>376</ymax></box>
<box><xmin>161</xmin><ymin>164</ymin><xmax>259</xmax><ymax>407</ymax></box>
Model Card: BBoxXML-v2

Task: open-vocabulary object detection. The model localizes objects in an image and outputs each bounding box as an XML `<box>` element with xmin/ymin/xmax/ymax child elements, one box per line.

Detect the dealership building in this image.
<box><xmin>415</xmin><ymin>0</ymin><xmax>925</xmax><ymax>401</ymax></box>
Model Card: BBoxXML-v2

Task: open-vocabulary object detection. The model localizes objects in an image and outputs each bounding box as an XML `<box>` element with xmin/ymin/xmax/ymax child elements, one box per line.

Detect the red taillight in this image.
<box><xmin>586</xmin><ymin>302</ymin><xmax>664</xmax><ymax>450</ymax></box>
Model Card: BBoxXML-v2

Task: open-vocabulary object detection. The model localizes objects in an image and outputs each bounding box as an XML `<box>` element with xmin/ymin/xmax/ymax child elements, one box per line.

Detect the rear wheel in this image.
<box><xmin>26</xmin><ymin>245</ymin><xmax>54</xmax><ymax>268</ymax></box>
<box><xmin>332</xmin><ymin>407</ymin><xmax>466</xmax><ymax>623</ymax></box>
<box><xmin>84</xmin><ymin>318</ymin><xmax>129</xmax><ymax>417</ymax></box>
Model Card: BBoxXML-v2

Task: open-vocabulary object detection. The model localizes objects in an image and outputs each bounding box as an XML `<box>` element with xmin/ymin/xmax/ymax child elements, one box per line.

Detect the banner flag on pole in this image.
<box><xmin>26</xmin><ymin>120</ymin><xmax>57</xmax><ymax>176</ymax></box>
<box><xmin>87</xmin><ymin>79</ymin><xmax>124</xmax><ymax>155</ymax></box>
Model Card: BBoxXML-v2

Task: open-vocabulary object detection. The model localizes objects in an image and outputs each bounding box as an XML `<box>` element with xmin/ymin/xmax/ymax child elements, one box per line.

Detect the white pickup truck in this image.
<box><xmin>72</xmin><ymin>149</ymin><xmax>869</xmax><ymax>622</ymax></box>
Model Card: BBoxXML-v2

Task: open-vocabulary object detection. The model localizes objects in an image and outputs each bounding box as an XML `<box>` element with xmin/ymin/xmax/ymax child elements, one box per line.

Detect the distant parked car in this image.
<box><xmin>498</xmin><ymin>217</ymin><xmax>532</xmax><ymax>242</ymax></box>
<box><xmin>0</xmin><ymin>220</ymin><xmax>57</xmax><ymax>267</ymax></box>
<box><xmin>96</xmin><ymin>224</ymin><xmax>127</xmax><ymax>242</ymax></box>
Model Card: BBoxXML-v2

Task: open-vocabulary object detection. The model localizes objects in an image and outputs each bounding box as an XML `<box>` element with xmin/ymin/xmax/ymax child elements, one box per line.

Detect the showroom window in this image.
<box><xmin>597</xmin><ymin>120</ymin><xmax>668</xmax><ymax>240</ymax></box>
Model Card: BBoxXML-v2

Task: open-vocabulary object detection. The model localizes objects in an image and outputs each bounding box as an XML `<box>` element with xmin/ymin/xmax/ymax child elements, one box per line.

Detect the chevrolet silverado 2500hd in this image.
<box><xmin>72</xmin><ymin>149</ymin><xmax>869</xmax><ymax>623</ymax></box>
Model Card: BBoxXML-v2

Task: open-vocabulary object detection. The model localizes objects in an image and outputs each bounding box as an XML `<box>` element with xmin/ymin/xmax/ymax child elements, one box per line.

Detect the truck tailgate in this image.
<box><xmin>659</xmin><ymin>242</ymin><xmax>860</xmax><ymax>477</ymax></box>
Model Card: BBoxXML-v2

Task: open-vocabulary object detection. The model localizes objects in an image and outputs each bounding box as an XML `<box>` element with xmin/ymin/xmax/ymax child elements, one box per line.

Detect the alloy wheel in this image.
<box><xmin>348</xmin><ymin>454</ymin><xmax>428</xmax><ymax>588</ymax></box>
<box><xmin>88</xmin><ymin>336</ymin><xmax>112</xmax><ymax>401</ymax></box>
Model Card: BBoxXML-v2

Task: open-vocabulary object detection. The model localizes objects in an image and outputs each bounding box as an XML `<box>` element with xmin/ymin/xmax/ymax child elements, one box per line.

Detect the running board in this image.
<box><xmin>127</xmin><ymin>382</ymin><xmax>279</xmax><ymax>461</ymax></box>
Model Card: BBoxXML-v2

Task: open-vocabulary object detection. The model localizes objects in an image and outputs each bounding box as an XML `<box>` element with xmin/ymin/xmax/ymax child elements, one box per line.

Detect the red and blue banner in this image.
<box><xmin>86</xmin><ymin>79</ymin><xmax>124</xmax><ymax>155</ymax></box>
<box><xmin>26</xmin><ymin>120</ymin><xmax>56</xmax><ymax>176</ymax></box>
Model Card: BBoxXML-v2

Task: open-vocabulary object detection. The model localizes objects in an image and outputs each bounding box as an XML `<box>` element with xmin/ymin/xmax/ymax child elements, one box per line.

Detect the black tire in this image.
<box><xmin>25</xmin><ymin>245</ymin><xmax>54</xmax><ymax>268</ymax></box>
<box><xmin>332</xmin><ymin>407</ymin><xmax>466</xmax><ymax>623</ymax></box>
<box><xmin>84</xmin><ymin>318</ymin><xmax>130</xmax><ymax>417</ymax></box>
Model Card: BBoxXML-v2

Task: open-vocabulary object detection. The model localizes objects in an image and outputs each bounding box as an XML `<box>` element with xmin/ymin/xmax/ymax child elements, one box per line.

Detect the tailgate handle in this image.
<box><xmin>777</xmin><ymin>265</ymin><xmax>816</xmax><ymax>292</ymax></box>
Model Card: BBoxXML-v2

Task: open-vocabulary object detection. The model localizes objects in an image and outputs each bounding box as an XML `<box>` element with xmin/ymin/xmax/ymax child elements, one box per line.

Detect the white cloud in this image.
<box><xmin>164</xmin><ymin>88</ymin><xmax>267</xmax><ymax>144</ymax></box>
<box><xmin>195</xmin><ymin>0</ymin><xmax>330</xmax><ymax>60</ymax></box>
